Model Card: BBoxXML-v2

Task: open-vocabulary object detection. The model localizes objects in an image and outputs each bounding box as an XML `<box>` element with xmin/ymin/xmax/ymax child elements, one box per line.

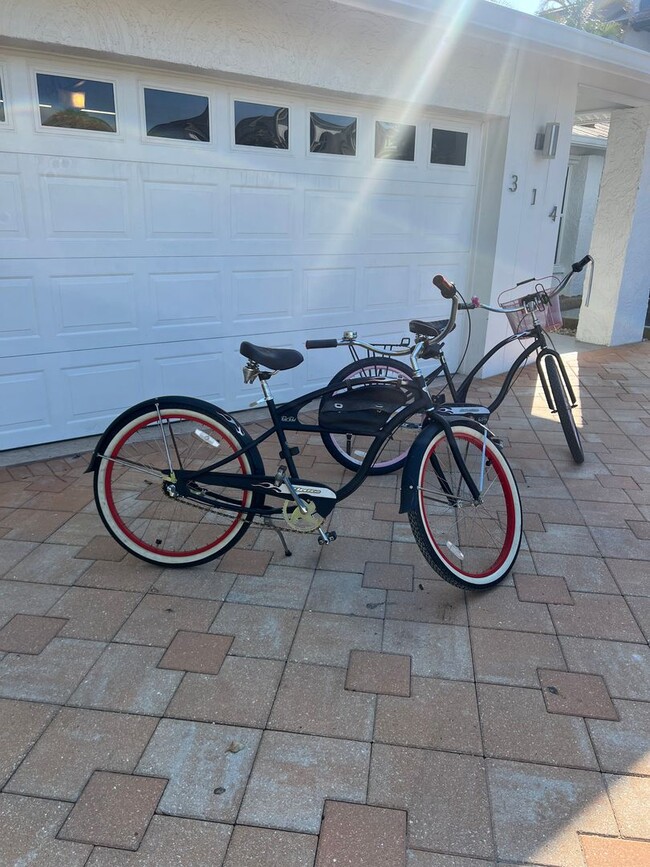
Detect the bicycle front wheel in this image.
<box><xmin>408</xmin><ymin>423</ymin><xmax>522</xmax><ymax>589</ymax></box>
<box><xmin>544</xmin><ymin>354</ymin><xmax>584</xmax><ymax>464</ymax></box>
<box><xmin>320</xmin><ymin>357</ymin><xmax>422</xmax><ymax>475</ymax></box>
<box><xmin>93</xmin><ymin>398</ymin><xmax>264</xmax><ymax>567</ymax></box>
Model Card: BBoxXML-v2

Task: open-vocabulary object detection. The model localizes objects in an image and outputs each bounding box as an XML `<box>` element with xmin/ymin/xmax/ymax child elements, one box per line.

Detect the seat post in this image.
<box><xmin>258</xmin><ymin>373</ymin><xmax>275</xmax><ymax>403</ymax></box>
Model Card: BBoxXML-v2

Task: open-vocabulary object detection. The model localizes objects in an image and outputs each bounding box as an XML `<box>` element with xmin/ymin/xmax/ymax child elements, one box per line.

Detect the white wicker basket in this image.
<box><xmin>498</xmin><ymin>279</ymin><xmax>563</xmax><ymax>335</ymax></box>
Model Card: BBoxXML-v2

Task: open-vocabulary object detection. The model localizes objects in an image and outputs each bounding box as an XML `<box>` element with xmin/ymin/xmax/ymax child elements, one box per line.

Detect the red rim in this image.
<box><xmin>418</xmin><ymin>431</ymin><xmax>516</xmax><ymax>581</ymax></box>
<box><xmin>103</xmin><ymin>411</ymin><xmax>250</xmax><ymax>558</ymax></box>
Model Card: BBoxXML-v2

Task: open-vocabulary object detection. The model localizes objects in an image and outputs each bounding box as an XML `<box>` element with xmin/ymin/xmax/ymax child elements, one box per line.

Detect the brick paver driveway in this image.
<box><xmin>0</xmin><ymin>342</ymin><xmax>649</xmax><ymax>866</ymax></box>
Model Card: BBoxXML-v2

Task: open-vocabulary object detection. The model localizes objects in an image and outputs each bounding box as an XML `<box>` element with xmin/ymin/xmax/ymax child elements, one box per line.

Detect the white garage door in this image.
<box><xmin>0</xmin><ymin>50</ymin><xmax>480</xmax><ymax>449</ymax></box>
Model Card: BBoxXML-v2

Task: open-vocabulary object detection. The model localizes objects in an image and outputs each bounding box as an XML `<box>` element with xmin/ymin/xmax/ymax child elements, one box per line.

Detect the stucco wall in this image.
<box><xmin>578</xmin><ymin>105</ymin><xmax>650</xmax><ymax>345</ymax></box>
<box><xmin>468</xmin><ymin>50</ymin><xmax>580</xmax><ymax>376</ymax></box>
<box><xmin>0</xmin><ymin>0</ymin><xmax>516</xmax><ymax>116</ymax></box>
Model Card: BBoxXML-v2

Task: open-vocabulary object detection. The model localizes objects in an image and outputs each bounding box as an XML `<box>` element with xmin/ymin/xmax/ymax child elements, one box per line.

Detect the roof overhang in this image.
<box><xmin>334</xmin><ymin>0</ymin><xmax>650</xmax><ymax>86</ymax></box>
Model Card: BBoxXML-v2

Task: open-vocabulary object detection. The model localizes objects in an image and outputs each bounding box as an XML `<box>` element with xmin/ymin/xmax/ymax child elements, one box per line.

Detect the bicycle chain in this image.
<box><xmin>169</xmin><ymin>487</ymin><xmax>322</xmax><ymax>535</ymax></box>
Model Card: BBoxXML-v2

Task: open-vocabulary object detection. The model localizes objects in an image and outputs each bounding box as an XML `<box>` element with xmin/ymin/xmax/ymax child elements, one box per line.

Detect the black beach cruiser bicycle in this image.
<box><xmin>313</xmin><ymin>256</ymin><xmax>593</xmax><ymax>474</ymax></box>
<box><xmin>87</xmin><ymin>335</ymin><xmax>523</xmax><ymax>590</ymax></box>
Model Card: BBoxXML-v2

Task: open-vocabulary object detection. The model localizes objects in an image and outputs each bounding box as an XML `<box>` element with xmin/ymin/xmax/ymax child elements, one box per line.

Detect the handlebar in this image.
<box><xmin>305</xmin><ymin>335</ymin><xmax>414</xmax><ymax>357</ymax></box>
<box><xmin>572</xmin><ymin>254</ymin><xmax>592</xmax><ymax>273</ymax></box>
<box><xmin>305</xmin><ymin>339</ymin><xmax>339</xmax><ymax>349</ymax></box>
<box><xmin>305</xmin><ymin>254</ymin><xmax>593</xmax><ymax>355</ymax></box>
<box><xmin>432</xmin><ymin>274</ymin><xmax>456</xmax><ymax>299</ymax></box>
<box><xmin>456</xmin><ymin>254</ymin><xmax>593</xmax><ymax>314</ymax></box>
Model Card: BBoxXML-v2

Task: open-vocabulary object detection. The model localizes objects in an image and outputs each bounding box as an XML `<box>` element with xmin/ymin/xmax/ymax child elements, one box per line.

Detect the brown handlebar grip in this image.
<box><xmin>432</xmin><ymin>274</ymin><xmax>457</xmax><ymax>299</ymax></box>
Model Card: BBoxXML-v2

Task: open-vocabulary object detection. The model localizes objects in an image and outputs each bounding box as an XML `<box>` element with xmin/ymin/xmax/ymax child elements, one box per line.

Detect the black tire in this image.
<box><xmin>320</xmin><ymin>357</ymin><xmax>423</xmax><ymax>475</ymax></box>
<box><xmin>543</xmin><ymin>354</ymin><xmax>584</xmax><ymax>464</ymax></box>
<box><xmin>407</xmin><ymin>422</ymin><xmax>522</xmax><ymax>590</ymax></box>
<box><xmin>93</xmin><ymin>397</ymin><xmax>265</xmax><ymax>567</ymax></box>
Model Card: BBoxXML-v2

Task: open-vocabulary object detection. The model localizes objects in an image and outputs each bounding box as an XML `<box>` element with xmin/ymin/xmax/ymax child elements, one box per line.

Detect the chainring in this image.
<box><xmin>282</xmin><ymin>498</ymin><xmax>324</xmax><ymax>532</ymax></box>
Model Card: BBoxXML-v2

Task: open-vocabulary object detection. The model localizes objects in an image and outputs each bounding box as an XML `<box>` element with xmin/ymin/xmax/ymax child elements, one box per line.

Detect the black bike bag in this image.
<box><xmin>319</xmin><ymin>384</ymin><xmax>408</xmax><ymax>434</ymax></box>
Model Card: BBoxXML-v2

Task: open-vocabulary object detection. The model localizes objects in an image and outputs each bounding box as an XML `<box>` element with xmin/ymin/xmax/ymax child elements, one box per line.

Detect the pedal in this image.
<box><xmin>317</xmin><ymin>529</ymin><xmax>337</xmax><ymax>546</ymax></box>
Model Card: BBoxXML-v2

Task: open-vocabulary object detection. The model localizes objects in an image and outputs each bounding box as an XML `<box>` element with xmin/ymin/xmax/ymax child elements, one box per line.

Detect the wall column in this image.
<box><xmin>577</xmin><ymin>105</ymin><xmax>650</xmax><ymax>345</ymax></box>
<box><xmin>468</xmin><ymin>51</ymin><xmax>579</xmax><ymax>377</ymax></box>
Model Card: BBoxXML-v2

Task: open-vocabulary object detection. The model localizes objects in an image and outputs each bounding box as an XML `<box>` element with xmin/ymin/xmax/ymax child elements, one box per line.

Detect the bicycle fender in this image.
<box><xmin>85</xmin><ymin>396</ymin><xmax>254</xmax><ymax>473</ymax></box>
<box><xmin>399</xmin><ymin>416</ymin><xmax>486</xmax><ymax>513</ymax></box>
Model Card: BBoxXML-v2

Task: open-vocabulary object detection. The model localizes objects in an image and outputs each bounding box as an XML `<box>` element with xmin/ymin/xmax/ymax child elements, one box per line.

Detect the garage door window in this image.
<box><xmin>375</xmin><ymin>121</ymin><xmax>415</xmax><ymax>161</ymax></box>
<box><xmin>310</xmin><ymin>112</ymin><xmax>356</xmax><ymax>155</ymax></box>
<box><xmin>36</xmin><ymin>73</ymin><xmax>116</xmax><ymax>132</ymax></box>
<box><xmin>144</xmin><ymin>87</ymin><xmax>209</xmax><ymax>141</ymax></box>
<box><xmin>430</xmin><ymin>128</ymin><xmax>468</xmax><ymax>166</ymax></box>
<box><xmin>234</xmin><ymin>101</ymin><xmax>288</xmax><ymax>149</ymax></box>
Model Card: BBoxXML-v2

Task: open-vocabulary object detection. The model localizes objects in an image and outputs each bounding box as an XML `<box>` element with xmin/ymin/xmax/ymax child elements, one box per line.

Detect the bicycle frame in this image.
<box><xmin>341</xmin><ymin>321</ymin><xmax>577</xmax><ymax>419</ymax></box>
<box><xmin>340</xmin><ymin>259</ymin><xmax>591</xmax><ymax>421</ymax></box>
<box><xmin>168</xmin><ymin>373</ymin><xmax>483</xmax><ymax>520</ymax></box>
<box><xmin>448</xmin><ymin>323</ymin><xmax>578</xmax><ymax>412</ymax></box>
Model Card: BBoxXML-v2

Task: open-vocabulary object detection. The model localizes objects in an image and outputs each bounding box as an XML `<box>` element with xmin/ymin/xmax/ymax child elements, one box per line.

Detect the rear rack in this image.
<box><xmin>348</xmin><ymin>336</ymin><xmax>411</xmax><ymax>362</ymax></box>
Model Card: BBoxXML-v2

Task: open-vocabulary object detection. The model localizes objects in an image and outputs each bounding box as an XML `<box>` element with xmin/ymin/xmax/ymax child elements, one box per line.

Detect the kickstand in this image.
<box><xmin>264</xmin><ymin>519</ymin><xmax>292</xmax><ymax>557</ymax></box>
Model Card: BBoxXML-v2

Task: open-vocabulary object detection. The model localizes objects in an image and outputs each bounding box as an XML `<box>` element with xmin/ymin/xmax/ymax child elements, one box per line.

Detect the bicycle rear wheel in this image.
<box><xmin>408</xmin><ymin>422</ymin><xmax>522</xmax><ymax>589</ymax></box>
<box><xmin>543</xmin><ymin>354</ymin><xmax>584</xmax><ymax>464</ymax></box>
<box><xmin>320</xmin><ymin>357</ymin><xmax>422</xmax><ymax>475</ymax></box>
<box><xmin>93</xmin><ymin>398</ymin><xmax>264</xmax><ymax>567</ymax></box>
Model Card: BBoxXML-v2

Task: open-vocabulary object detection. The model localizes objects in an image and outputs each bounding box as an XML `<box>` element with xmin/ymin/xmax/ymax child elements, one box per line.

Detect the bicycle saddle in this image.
<box><xmin>240</xmin><ymin>341</ymin><xmax>304</xmax><ymax>371</ymax></box>
<box><xmin>409</xmin><ymin>319</ymin><xmax>455</xmax><ymax>339</ymax></box>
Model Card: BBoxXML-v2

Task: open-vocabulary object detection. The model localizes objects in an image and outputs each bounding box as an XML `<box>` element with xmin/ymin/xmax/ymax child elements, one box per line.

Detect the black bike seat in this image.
<box><xmin>240</xmin><ymin>341</ymin><xmax>304</xmax><ymax>371</ymax></box>
<box><xmin>409</xmin><ymin>319</ymin><xmax>455</xmax><ymax>339</ymax></box>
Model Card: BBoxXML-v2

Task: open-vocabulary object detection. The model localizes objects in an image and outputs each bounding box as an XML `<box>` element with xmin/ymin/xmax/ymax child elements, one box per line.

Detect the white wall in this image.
<box><xmin>468</xmin><ymin>51</ymin><xmax>580</xmax><ymax>377</ymax></box>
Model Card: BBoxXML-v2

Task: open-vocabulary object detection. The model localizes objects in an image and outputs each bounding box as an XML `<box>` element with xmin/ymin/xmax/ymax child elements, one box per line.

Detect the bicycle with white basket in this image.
<box><xmin>309</xmin><ymin>255</ymin><xmax>593</xmax><ymax>470</ymax></box>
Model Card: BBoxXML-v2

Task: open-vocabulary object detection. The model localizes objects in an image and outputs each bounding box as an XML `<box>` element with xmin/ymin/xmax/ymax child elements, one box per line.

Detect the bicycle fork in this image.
<box><xmin>435</xmin><ymin>416</ymin><xmax>483</xmax><ymax>503</ymax></box>
<box><xmin>537</xmin><ymin>350</ymin><xmax>578</xmax><ymax>410</ymax></box>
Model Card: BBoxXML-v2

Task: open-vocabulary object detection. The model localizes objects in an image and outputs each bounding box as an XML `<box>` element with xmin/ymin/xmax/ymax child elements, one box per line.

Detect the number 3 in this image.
<box><xmin>509</xmin><ymin>175</ymin><xmax>518</xmax><ymax>192</ymax></box>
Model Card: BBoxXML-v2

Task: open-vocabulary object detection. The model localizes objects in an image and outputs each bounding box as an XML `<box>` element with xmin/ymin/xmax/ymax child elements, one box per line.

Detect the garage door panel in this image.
<box><xmin>61</xmin><ymin>359</ymin><xmax>145</xmax><ymax>425</ymax></box>
<box><xmin>0</xmin><ymin>261</ymin><xmax>57</xmax><ymax>358</ymax></box>
<box><xmin>363</xmin><ymin>194</ymin><xmax>416</xmax><ymax>238</ymax></box>
<box><xmin>230</xmin><ymin>186</ymin><xmax>295</xmax><ymax>239</ymax></box>
<box><xmin>0</xmin><ymin>368</ymin><xmax>53</xmax><ymax>447</ymax></box>
<box><xmin>0</xmin><ymin>172</ymin><xmax>27</xmax><ymax>239</ymax></box>
<box><xmin>302</xmin><ymin>268</ymin><xmax>356</xmax><ymax>325</ymax></box>
<box><xmin>304</xmin><ymin>190</ymin><xmax>357</xmax><ymax>237</ymax></box>
<box><xmin>0</xmin><ymin>276</ymin><xmax>39</xmax><ymax>343</ymax></box>
<box><xmin>144</xmin><ymin>182</ymin><xmax>220</xmax><ymax>238</ymax></box>
<box><xmin>154</xmin><ymin>349</ymin><xmax>226</xmax><ymax>404</ymax></box>
<box><xmin>360</xmin><ymin>265</ymin><xmax>411</xmax><ymax>313</ymax></box>
<box><xmin>231</xmin><ymin>269</ymin><xmax>295</xmax><ymax>332</ymax></box>
<box><xmin>42</xmin><ymin>175</ymin><xmax>131</xmax><ymax>238</ymax></box>
<box><xmin>149</xmin><ymin>270</ymin><xmax>222</xmax><ymax>331</ymax></box>
<box><xmin>422</xmin><ymin>193</ymin><xmax>475</xmax><ymax>252</ymax></box>
<box><xmin>53</xmin><ymin>273</ymin><xmax>139</xmax><ymax>338</ymax></box>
